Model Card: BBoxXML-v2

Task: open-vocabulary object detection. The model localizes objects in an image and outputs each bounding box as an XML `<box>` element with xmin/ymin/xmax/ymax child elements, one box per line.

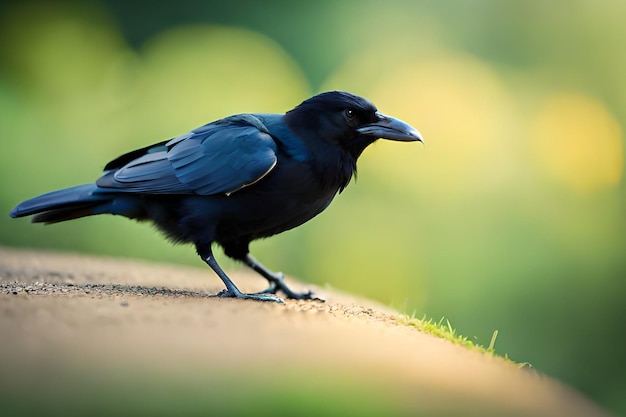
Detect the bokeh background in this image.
<box><xmin>1</xmin><ymin>0</ymin><xmax>624</xmax><ymax>414</ymax></box>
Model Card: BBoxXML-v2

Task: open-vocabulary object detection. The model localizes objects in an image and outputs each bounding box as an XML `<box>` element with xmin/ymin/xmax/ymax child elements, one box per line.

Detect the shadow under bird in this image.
<box><xmin>10</xmin><ymin>91</ymin><xmax>422</xmax><ymax>302</ymax></box>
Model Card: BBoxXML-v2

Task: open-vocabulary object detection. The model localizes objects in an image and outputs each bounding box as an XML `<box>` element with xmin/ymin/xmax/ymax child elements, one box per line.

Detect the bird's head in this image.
<box><xmin>285</xmin><ymin>91</ymin><xmax>422</xmax><ymax>159</ymax></box>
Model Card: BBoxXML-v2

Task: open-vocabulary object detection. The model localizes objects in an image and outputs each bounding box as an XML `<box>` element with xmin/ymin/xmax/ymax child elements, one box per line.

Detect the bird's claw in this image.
<box><xmin>256</xmin><ymin>275</ymin><xmax>324</xmax><ymax>302</ymax></box>
<box><xmin>216</xmin><ymin>288</ymin><xmax>284</xmax><ymax>303</ymax></box>
<box><xmin>255</xmin><ymin>286</ymin><xmax>324</xmax><ymax>302</ymax></box>
<box><xmin>299</xmin><ymin>292</ymin><xmax>325</xmax><ymax>302</ymax></box>
<box><xmin>254</xmin><ymin>282</ymin><xmax>279</xmax><ymax>295</ymax></box>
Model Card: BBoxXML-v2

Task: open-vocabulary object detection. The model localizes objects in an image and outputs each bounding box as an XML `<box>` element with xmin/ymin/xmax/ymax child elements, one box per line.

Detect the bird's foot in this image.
<box><xmin>254</xmin><ymin>281</ymin><xmax>279</xmax><ymax>294</ymax></box>
<box><xmin>216</xmin><ymin>288</ymin><xmax>284</xmax><ymax>303</ymax></box>
<box><xmin>257</xmin><ymin>273</ymin><xmax>325</xmax><ymax>302</ymax></box>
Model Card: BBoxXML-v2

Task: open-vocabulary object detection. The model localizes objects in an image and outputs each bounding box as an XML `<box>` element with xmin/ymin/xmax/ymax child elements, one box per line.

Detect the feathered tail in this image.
<box><xmin>9</xmin><ymin>184</ymin><xmax>116</xmax><ymax>224</ymax></box>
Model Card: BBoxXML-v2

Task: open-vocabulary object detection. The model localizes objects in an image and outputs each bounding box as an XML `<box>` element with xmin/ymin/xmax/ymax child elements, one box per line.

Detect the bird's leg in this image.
<box><xmin>243</xmin><ymin>254</ymin><xmax>324</xmax><ymax>301</ymax></box>
<box><xmin>203</xmin><ymin>251</ymin><xmax>283</xmax><ymax>303</ymax></box>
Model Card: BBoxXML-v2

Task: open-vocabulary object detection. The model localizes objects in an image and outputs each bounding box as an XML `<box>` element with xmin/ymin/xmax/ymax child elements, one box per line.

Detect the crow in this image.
<box><xmin>10</xmin><ymin>91</ymin><xmax>422</xmax><ymax>302</ymax></box>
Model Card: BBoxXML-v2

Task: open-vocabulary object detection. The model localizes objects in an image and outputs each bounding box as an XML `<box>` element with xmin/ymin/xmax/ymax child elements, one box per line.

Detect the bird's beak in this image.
<box><xmin>357</xmin><ymin>112</ymin><xmax>423</xmax><ymax>143</ymax></box>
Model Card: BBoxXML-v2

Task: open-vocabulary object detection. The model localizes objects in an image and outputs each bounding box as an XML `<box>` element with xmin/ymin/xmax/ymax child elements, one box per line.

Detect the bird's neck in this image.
<box><xmin>308</xmin><ymin>143</ymin><xmax>357</xmax><ymax>193</ymax></box>
<box><xmin>282</xmin><ymin>112</ymin><xmax>360</xmax><ymax>192</ymax></box>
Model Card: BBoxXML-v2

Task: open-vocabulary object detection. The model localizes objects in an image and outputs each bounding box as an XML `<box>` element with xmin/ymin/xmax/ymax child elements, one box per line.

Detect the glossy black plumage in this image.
<box><xmin>10</xmin><ymin>91</ymin><xmax>422</xmax><ymax>302</ymax></box>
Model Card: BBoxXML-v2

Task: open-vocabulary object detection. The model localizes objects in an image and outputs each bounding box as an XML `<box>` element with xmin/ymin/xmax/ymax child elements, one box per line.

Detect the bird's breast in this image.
<box><xmin>212</xmin><ymin>157</ymin><xmax>340</xmax><ymax>241</ymax></box>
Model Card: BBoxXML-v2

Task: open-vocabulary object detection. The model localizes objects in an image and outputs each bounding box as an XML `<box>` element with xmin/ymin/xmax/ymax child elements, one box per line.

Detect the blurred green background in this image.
<box><xmin>1</xmin><ymin>0</ymin><xmax>624</xmax><ymax>414</ymax></box>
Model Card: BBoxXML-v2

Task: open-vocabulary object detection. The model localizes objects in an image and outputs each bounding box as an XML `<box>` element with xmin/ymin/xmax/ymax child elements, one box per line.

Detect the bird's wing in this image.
<box><xmin>96</xmin><ymin>114</ymin><xmax>278</xmax><ymax>195</ymax></box>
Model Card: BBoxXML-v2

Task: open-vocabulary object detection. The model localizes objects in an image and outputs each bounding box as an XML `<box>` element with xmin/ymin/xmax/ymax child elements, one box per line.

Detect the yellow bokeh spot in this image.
<box><xmin>531</xmin><ymin>93</ymin><xmax>623</xmax><ymax>193</ymax></box>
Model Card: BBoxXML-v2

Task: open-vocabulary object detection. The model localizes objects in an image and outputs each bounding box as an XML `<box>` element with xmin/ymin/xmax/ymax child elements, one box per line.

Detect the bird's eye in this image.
<box><xmin>344</xmin><ymin>108</ymin><xmax>356</xmax><ymax>120</ymax></box>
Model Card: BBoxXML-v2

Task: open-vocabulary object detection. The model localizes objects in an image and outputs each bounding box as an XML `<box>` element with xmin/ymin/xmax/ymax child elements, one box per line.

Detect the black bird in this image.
<box><xmin>10</xmin><ymin>91</ymin><xmax>422</xmax><ymax>302</ymax></box>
